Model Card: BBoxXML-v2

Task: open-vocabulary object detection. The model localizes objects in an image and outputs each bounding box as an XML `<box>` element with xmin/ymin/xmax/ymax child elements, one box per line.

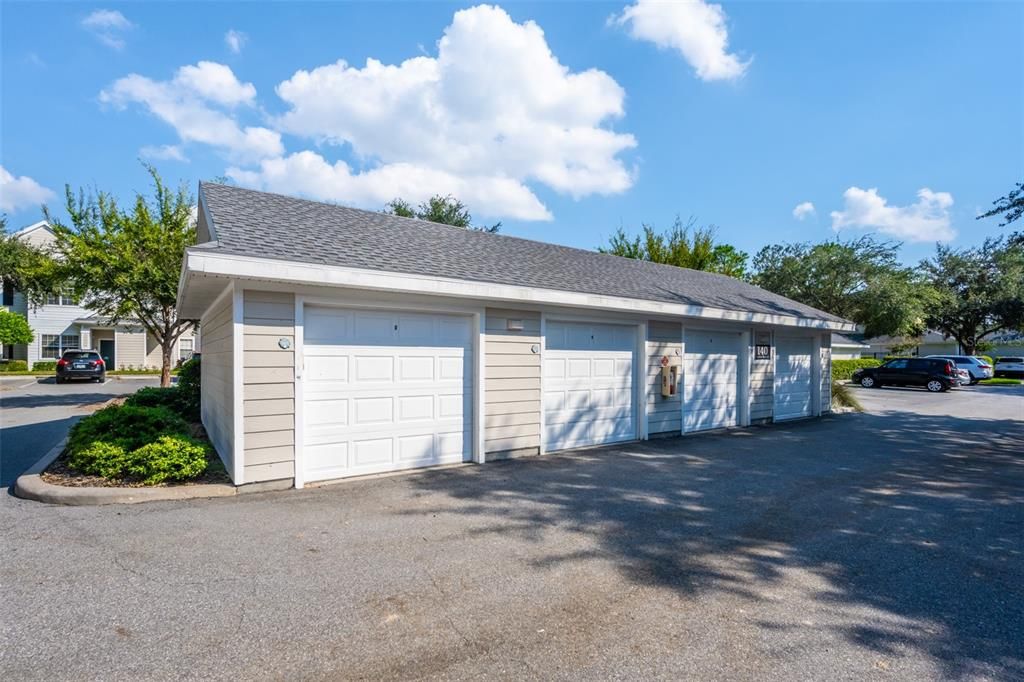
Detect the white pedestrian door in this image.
<box><xmin>544</xmin><ymin>321</ymin><xmax>636</xmax><ymax>451</ymax></box>
<box><xmin>684</xmin><ymin>329</ymin><xmax>741</xmax><ymax>432</ymax></box>
<box><xmin>774</xmin><ymin>336</ymin><xmax>814</xmax><ymax>421</ymax></box>
<box><xmin>302</xmin><ymin>306</ymin><xmax>473</xmax><ymax>482</ymax></box>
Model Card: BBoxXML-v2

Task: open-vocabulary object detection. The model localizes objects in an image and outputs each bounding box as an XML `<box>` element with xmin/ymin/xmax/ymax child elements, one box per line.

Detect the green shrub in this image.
<box><xmin>175</xmin><ymin>356</ymin><xmax>201</xmax><ymax>421</ymax></box>
<box><xmin>32</xmin><ymin>361</ymin><xmax>57</xmax><ymax>371</ymax></box>
<box><xmin>831</xmin><ymin>380</ymin><xmax>863</xmax><ymax>411</ymax></box>
<box><xmin>979</xmin><ymin>354</ymin><xmax>994</xmax><ymax>367</ymax></box>
<box><xmin>831</xmin><ymin>358</ymin><xmax>881</xmax><ymax>381</ymax></box>
<box><xmin>125</xmin><ymin>386</ymin><xmax>182</xmax><ymax>411</ymax></box>
<box><xmin>67</xmin><ymin>405</ymin><xmax>190</xmax><ymax>457</ymax></box>
<box><xmin>0</xmin><ymin>360</ymin><xmax>29</xmax><ymax>372</ymax></box>
<box><xmin>68</xmin><ymin>441</ymin><xmax>129</xmax><ymax>479</ymax></box>
<box><xmin>125</xmin><ymin>435</ymin><xmax>209</xmax><ymax>485</ymax></box>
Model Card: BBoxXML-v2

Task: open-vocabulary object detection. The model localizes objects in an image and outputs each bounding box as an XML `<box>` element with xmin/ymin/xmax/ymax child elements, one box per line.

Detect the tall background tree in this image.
<box><xmin>749</xmin><ymin>236</ymin><xmax>933</xmax><ymax>338</ymax></box>
<box><xmin>919</xmin><ymin>235</ymin><xmax>1024</xmax><ymax>355</ymax></box>
<box><xmin>45</xmin><ymin>166</ymin><xmax>195</xmax><ymax>387</ymax></box>
<box><xmin>0</xmin><ymin>215</ymin><xmax>61</xmax><ymax>308</ymax></box>
<box><xmin>383</xmin><ymin>195</ymin><xmax>501</xmax><ymax>233</ymax></box>
<box><xmin>599</xmin><ymin>216</ymin><xmax>748</xmax><ymax>278</ymax></box>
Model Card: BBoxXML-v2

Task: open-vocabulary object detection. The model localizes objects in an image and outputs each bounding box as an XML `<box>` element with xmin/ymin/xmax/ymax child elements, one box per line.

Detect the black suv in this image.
<box><xmin>56</xmin><ymin>349</ymin><xmax>106</xmax><ymax>384</ymax></box>
<box><xmin>852</xmin><ymin>357</ymin><xmax>958</xmax><ymax>393</ymax></box>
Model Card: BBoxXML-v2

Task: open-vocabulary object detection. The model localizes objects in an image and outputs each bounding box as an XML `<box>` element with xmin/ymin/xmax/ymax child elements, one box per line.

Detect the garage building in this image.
<box><xmin>176</xmin><ymin>183</ymin><xmax>854</xmax><ymax>487</ymax></box>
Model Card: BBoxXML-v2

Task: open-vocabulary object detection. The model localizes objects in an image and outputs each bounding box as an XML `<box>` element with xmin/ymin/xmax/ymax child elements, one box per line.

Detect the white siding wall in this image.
<box><xmin>143</xmin><ymin>326</ymin><xmax>197</xmax><ymax>368</ymax></box>
<box><xmin>646</xmin><ymin>321</ymin><xmax>682</xmax><ymax>436</ymax></box>
<box><xmin>484</xmin><ymin>308</ymin><xmax>542</xmax><ymax>458</ymax></box>
<box><xmin>201</xmin><ymin>292</ymin><xmax>235</xmax><ymax>476</ymax></box>
<box><xmin>243</xmin><ymin>291</ymin><xmax>296</xmax><ymax>483</ymax></box>
<box><xmin>114</xmin><ymin>328</ymin><xmax>147</xmax><ymax>368</ymax></box>
<box><xmin>25</xmin><ymin>303</ymin><xmax>91</xmax><ymax>366</ymax></box>
<box><xmin>750</xmin><ymin>328</ymin><xmax>774</xmax><ymax>422</ymax></box>
<box><xmin>820</xmin><ymin>334</ymin><xmax>832</xmax><ymax>413</ymax></box>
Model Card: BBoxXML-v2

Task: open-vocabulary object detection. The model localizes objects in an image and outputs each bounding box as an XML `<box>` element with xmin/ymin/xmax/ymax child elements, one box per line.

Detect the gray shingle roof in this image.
<box><xmin>198</xmin><ymin>182</ymin><xmax>848</xmax><ymax>325</ymax></box>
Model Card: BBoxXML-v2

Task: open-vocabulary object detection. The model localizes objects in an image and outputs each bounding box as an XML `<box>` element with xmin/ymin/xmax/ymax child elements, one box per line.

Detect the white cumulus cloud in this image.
<box><xmin>792</xmin><ymin>201</ymin><xmax>816</xmax><ymax>220</ymax></box>
<box><xmin>612</xmin><ymin>0</ymin><xmax>749</xmax><ymax>81</ymax></box>
<box><xmin>0</xmin><ymin>166</ymin><xmax>55</xmax><ymax>213</ymax></box>
<box><xmin>140</xmin><ymin>144</ymin><xmax>188</xmax><ymax>162</ymax></box>
<box><xmin>227</xmin><ymin>152</ymin><xmax>553</xmax><ymax>221</ymax></box>
<box><xmin>262</xmin><ymin>4</ymin><xmax>635</xmax><ymax>219</ymax></box>
<box><xmin>830</xmin><ymin>187</ymin><xmax>956</xmax><ymax>243</ymax></box>
<box><xmin>100</xmin><ymin>62</ymin><xmax>281</xmax><ymax>163</ymax></box>
<box><xmin>225</xmin><ymin>29</ymin><xmax>248</xmax><ymax>54</ymax></box>
<box><xmin>81</xmin><ymin>9</ymin><xmax>134</xmax><ymax>50</ymax></box>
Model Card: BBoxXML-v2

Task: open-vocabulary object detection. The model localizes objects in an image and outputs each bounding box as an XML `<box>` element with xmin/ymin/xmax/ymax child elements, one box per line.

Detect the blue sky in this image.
<box><xmin>1</xmin><ymin>1</ymin><xmax>1021</xmax><ymax>264</ymax></box>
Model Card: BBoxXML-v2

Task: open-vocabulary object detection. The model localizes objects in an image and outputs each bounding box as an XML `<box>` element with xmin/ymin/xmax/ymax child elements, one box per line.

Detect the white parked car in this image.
<box><xmin>994</xmin><ymin>356</ymin><xmax>1024</xmax><ymax>379</ymax></box>
<box><xmin>926</xmin><ymin>355</ymin><xmax>993</xmax><ymax>385</ymax></box>
<box><xmin>953</xmin><ymin>367</ymin><xmax>971</xmax><ymax>387</ymax></box>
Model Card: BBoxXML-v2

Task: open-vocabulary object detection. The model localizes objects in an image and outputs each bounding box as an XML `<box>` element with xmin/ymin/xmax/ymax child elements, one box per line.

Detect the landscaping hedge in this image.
<box><xmin>32</xmin><ymin>361</ymin><xmax>57</xmax><ymax>372</ymax></box>
<box><xmin>832</xmin><ymin>358</ymin><xmax>881</xmax><ymax>381</ymax></box>
<box><xmin>0</xmin><ymin>360</ymin><xmax>29</xmax><ymax>372</ymax></box>
<box><xmin>67</xmin><ymin>404</ymin><xmax>190</xmax><ymax>457</ymax></box>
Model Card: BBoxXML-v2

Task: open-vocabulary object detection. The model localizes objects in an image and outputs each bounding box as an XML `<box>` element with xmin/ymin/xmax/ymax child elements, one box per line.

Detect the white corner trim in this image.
<box><xmin>538</xmin><ymin>312</ymin><xmax>547</xmax><ymax>456</ymax></box>
<box><xmin>182</xmin><ymin>251</ymin><xmax>856</xmax><ymax>332</ymax></box>
<box><xmin>231</xmin><ymin>283</ymin><xmax>245</xmax><ymax>485</ymax></box>
<box><xmin>474</xmin><ymin>310</ymin><xmax>485</xmax><ymax>465</ymax></box>
<box><xmin>637</xmin><ymin>321</ymin><xmax>648</xmax><ymax>440</ymax></box>
<box><xmin>739</xmin><ymin>329</ymin><xmax>752</xmax><ymax>427</ymax></box>
<box><xmin>293</xmin><ymin>295</ymin><xmax>305</xmax><ymax>488</ymax></box>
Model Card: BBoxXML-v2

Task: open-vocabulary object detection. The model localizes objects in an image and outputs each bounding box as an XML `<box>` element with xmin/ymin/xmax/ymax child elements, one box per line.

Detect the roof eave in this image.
<box><xmin>177</xmin><ymin>250</ymin><xmax>857</xmax><ymax>332</ymax></box>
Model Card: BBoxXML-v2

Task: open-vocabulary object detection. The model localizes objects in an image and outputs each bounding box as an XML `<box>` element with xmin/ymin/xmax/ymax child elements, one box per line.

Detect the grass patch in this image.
<box><xmin>979</xmin><ymin>377</ymin><xmax>1023</xmax><ymax>386</ymax></box>
<box><xmin>831</xmin><ymin>380</ymin><xmax>863</xmax><ymax>411</ymax></box>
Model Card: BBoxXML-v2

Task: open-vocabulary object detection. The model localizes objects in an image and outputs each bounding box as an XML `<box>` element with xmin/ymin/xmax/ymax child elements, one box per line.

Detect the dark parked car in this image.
<box><xmin>56</xmin><ymin>349</ymin><xmax>106</xmax><ymax>384</ymax></box>
<box><xmin>852</xmin><ymin>357</ymin><xmax>958</xmax><ymax>392</ymax></box>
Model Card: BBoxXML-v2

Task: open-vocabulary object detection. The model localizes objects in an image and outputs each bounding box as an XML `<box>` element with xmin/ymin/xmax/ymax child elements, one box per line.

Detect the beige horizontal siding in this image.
<box><xmin>647</xmin><ymin>321</ymin><xmax>682</xmax><ymax>436</ymax></box>
<box><xmin>750</xmin><ymin>328</ymin><xmax>774</xmax><ymax>421</ymax></box>
<box><xmin>485</xmin><ymin>308</ymin><xmax>541</xmax><ymax>458</ymax></box>
<box><xmin>242</xmin><ymin>291</ymin><xmax>295</xmax><ymax>483</ymax></box>
<box><xmin>820</xmin><ymin>336</ymin><xmax>831</xmax><ymax>413</ymax></box>
<box><xmin>200</xmin><ymin>292</ymin><xmax>234</xmax><ymax>477</ymax></box>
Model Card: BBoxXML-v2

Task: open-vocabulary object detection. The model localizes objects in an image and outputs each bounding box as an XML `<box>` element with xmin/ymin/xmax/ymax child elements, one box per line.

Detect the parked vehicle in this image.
<box><xmin>953</xmin><ymin>367</ymin><xmax>971</xmax><ymax>387</ymax></box>
<box><xmin>994</xmin><ymin>356</ymin><xmax>1024</xmax><ymax>379</ymax></box>
<box><xmin>925</xmin><ymin>355</ymin><xmax>993</xmax><ymax>385</ymax></box>
<box><xmin>56</xmin><ymin>349</ymin><xmax>106</xmax><ymax>384</ymax></box>
<box><xmin>852</xmin><ymin>357</ymin><xmax>958</xmax><ymax>392</ymax></box>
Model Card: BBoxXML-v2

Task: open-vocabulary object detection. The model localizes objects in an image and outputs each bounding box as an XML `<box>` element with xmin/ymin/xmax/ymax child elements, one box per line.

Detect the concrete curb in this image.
<box><xmin>13</xmin><ymin>439</ymin><xmax>240</xmax><ymax>506</ymax></box>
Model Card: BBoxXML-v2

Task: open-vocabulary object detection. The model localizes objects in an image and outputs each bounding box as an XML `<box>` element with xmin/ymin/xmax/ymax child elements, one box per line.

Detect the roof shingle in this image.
<box><xmin>198</xmin><ymin>182</ymin><xmax>848</xmax><ymax>325</ymax></box>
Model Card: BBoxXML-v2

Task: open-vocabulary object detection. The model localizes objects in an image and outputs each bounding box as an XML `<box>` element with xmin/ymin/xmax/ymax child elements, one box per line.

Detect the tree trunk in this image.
<box><xmin>160</xmin><ymin>340</ymin><xmax>173</xmax><ymax>388</ymax></box>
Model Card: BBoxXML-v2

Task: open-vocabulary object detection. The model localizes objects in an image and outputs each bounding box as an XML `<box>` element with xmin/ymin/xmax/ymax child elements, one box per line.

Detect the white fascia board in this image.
<box><xmin>182</xmin><ymin>251</ymin><xmax>857</xmax><ymax>332</ymax></box>
<box><xmin>14</xmin><ymin>220</ymin><xmax>52</xmax><ymax>237</ymax></box>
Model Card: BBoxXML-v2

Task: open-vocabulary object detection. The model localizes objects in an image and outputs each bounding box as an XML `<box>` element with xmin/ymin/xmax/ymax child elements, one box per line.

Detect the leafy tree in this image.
<box><xmin>45</xmin><ymin>166</ymin><xmax>195</xmax><ymax>387</ymax></box>
<box><xmin>383</xmin><ymin>195</ymin><xmax>501</xmax><ymax>233</ymax></box>
<box><xmin>919</xmin><ymin>235</ymin><xmax>1024</xmax><ymax>355</ymax></box>
<box><xmin>0</xmin><ymin>308</ymin><xmax>33</xmax><ymax>346</ymax></box>
<box><xmin>0</xmin><ymin>215</ymin><xmax>61</xmax><ymax>308</ymax></box>
<box><xmin>750</xmin><ymin>236</ymin><xmax>933</xmax><ymax>338</ymax></box>
<box><xmin>599</xmin><ymin>216</ymin><xmax>748</xmax><ymax>278</ymax></box>
<box><xmin>977</xmin><ymin>181</ymin><xmax>1023</xmax><ymax>226</ymax></box>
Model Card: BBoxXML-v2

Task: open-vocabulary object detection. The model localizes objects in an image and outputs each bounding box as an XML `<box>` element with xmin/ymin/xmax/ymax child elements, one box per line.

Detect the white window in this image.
<box><xmin>178</xmin><ymin>338</ymin><xmax>194</xmax><ymax>361</ymax></box>
<box><xmin>41</xmin><ymin>334</ymin><xmax>80</xmax><ymax>359</ymax></box>
<box><xmin>41</xmin><ymin>334</ymin><xmax>61</xmax><ymax>359</ymax></box>
<box><xmin>44</xmin><ymin>291</ymin><xmax>78</xmax><ymax>306</ymax></box>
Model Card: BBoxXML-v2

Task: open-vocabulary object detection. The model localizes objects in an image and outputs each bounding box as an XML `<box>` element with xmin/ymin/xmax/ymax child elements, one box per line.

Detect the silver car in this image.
<box><xmin>926</xmin><ymin>355</ymin><xmax>993</xmax><ymax>385</ymax></box>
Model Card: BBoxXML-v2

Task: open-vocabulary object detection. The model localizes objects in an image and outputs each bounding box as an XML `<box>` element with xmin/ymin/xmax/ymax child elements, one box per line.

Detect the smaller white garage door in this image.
<box><xmin>774</xmin><ymin>336</ymin><xmax>814</xmax><ymax>421</ymax></box>
<box><xmin>684</xmin><ymin>329</ymin><xmax>742</xmax><ymax>432</ymax></box>
<box><xmin>544</xmin><ymin>321</ymin><xmax>636</xmax><ymax>451</ymax></box>
<box><xmin>302</xmin><ymin>307</ymin><xmax>473</xmax><ymax>482</ymax></box>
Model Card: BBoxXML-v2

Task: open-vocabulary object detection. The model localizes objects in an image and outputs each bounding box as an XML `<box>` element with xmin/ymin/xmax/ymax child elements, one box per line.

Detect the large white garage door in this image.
<box><xmin>302</xmin><ymin>306</ymin><xmax>473</xmax><ymax>482</ymax></box>
<box><xmin>774</xmin><ymin>336</ymin><xmax>814</xmax><ymax>421</ymax></box>
<box><xmin>544</xmin><ymin>321</ymin><xmax>636</xmax><ymax>451</ymax></box>
<box><xmin>684</xmin><ymin>329</ymin><xmax>742</xmax><ymax>432</ymax></box>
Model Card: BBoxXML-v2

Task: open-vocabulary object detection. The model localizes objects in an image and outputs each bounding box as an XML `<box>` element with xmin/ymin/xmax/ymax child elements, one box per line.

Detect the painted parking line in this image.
<box><xmin>18</xmin><ymin>380</ymin><xmax>38</xmax><ymax>389</ymax></box>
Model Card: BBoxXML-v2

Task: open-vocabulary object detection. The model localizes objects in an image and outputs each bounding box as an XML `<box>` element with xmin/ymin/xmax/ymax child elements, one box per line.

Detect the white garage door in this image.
<box><xmin>302</xmin><ymin>306</ymin><xmax>473</xmax><ymax>482</ymax></box>
<box><xmin>774</xmin><ymin>336</ymin><xmax>814</xmax><ymax>421</ymax></box>
<box><xmin>544</xmin><ymin>321</ymin><xmax>636</xmax><ymax>451</ymax></box>
<box><xmin>684</xmin><ymin>329</ymin><xmax>741</xmax><ymax>432</ymax></box>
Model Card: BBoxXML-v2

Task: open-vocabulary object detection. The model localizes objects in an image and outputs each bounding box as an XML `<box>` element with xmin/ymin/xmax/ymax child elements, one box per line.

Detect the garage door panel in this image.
<box><xmin>684</xmin><ymin>329</ymin><xmax>741</xmax><ymax>432</ymax></box>
<box><xmin>543</xmin><ymin>321</ymin><xmax>636</xmax><ymax>451</ymax></box>
<box><xmin>774</xmin><ymin>336</ymin><xmax>814</xmax><ymax>421</ymax></box>
<box><xmin>302</xmin><ymin>306</ymin><xmax>473</xmax><ymax>482</ymax></box>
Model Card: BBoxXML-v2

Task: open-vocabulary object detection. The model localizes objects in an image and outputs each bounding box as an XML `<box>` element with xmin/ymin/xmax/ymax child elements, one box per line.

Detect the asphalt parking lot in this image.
<box><xmin>1</xmin><ymin>383</ymin><xmax>1021</xmax><ymax>680</ymax></box>
<box><xmin>0</xmin><ymin>375</ymin><xmax>161</xmax><ymax>486</ymax></box>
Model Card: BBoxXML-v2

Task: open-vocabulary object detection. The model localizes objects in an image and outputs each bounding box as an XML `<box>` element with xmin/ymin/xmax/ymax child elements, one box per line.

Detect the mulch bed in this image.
<box><xmin>40</xmin><ymin>421</ymin><xmax>232</xmax><ymax>489</ymax></box>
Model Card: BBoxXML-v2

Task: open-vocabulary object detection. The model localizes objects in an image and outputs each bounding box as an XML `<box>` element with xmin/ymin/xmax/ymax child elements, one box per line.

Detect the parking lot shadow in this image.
<box><xmin>0</xmin><ymin>417</ymin><xmax>79</xmax><ymax>487</ymax></box>
<box><xmin>405</xmin><ymin>411</ymin><xmax>1024</xmax><ymax>678</ymax></box>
